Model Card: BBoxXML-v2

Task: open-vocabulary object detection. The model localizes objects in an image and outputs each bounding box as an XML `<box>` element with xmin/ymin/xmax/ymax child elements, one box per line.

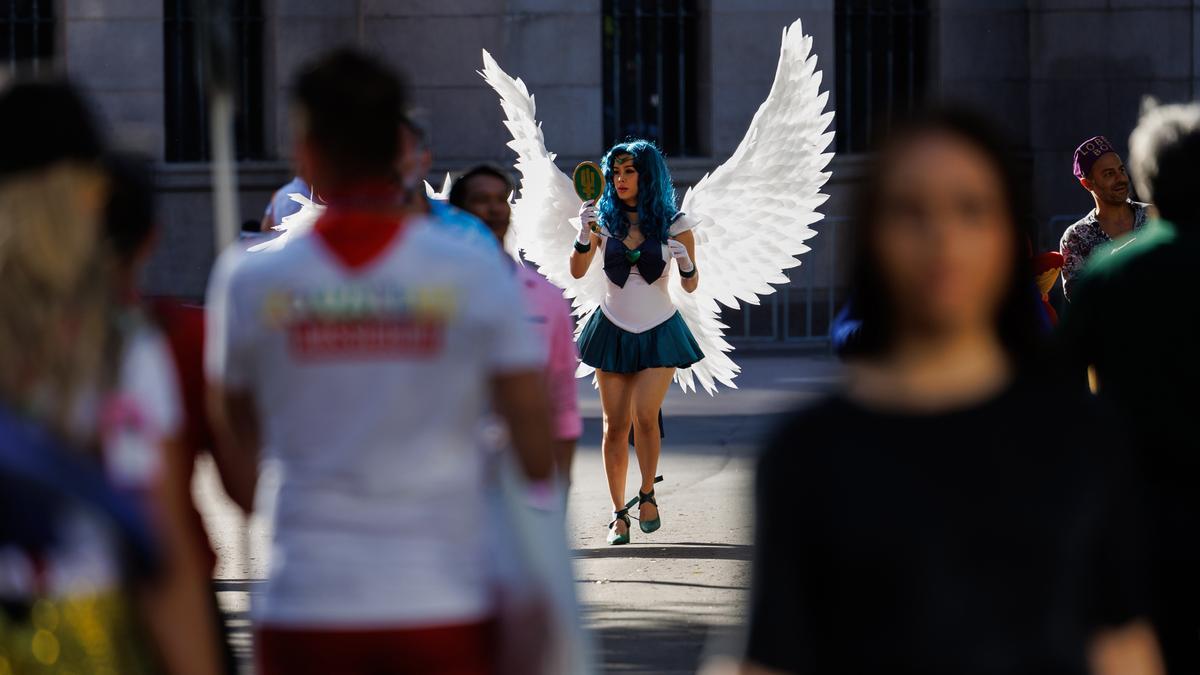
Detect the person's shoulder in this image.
<box><xmin>237</xmin><ymin>231</ymin><xmax>320</xmax><ymax>276</ymax></box>
<box><xmin>1059</xmin><ymin>214</ymin><xmax>1095</xmax><ymax>247</ymax></box>
<box><xmin>760</xmin><ymin>394</ymin><xmax>853</xmax><ymax>465</ymax></box>
<box><xmin>1018</xmin><ymin>373</ymin><xmax>1133</xmax><ymax>464</ymax></box>
<box><xmin>404</xmin><ymin>217</ymin><xmax>515</xmax><ymax>295</ymax></box>
<box><xmin>408</xmin><ymin>215</ymin><xmax>498</xmax><ymax>262</ymax></box>
<box><xmin>118</xmin><ymin>314</ymin><xmax>178</xmax><ymax>390</ymax></box>
<box><xmin>1081</xmin><ymin>218</ymin><xmax>1179</xmax><ymax>282</ymax></box>
<box><xmin>428</xmin><ymin>201</ymin><xmax>496</xmax><ymax>241</ymax></box>
<box><xmin>517</xmin><ymin>264</ymin><xmax>564</xmax><ymax>300</ymax></box>
<box><xmin>668</xmin><ymin>211</ymin><xmax>699</xmax><ymax>237</ymax></box>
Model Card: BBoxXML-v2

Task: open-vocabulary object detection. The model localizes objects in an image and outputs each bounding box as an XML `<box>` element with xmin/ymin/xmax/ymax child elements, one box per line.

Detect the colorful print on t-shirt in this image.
<box><xmin>262</xmin><ymin>283</ymin><xmax>458</xmax><ymax>360</ymax></box>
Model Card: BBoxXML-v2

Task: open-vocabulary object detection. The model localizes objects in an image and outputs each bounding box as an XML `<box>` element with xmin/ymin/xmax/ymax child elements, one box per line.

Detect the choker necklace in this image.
<box><xmin>620</xmin><ymin>202</ymin><xmax>639</xmax><ymax>213</ymax></box>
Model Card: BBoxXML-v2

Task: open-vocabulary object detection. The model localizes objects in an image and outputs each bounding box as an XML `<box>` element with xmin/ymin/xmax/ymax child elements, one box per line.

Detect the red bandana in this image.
<box><xmin>314</xmin><ymin>201</ymin><xmax>408</xmax><ymax>270</ymax></box>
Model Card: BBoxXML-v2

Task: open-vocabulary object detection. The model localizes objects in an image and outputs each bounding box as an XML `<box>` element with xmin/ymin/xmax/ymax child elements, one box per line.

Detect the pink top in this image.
<box><xmin>517</xmin><ymin>265</ymin><xmax>582</xmax><ymax>441</ymax></box>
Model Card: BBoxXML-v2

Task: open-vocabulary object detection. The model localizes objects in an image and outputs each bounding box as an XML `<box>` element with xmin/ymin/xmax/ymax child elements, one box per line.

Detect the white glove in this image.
<box><xmin>667</xmin><ymin>239</ymin><xmax>694</xmax><ymax>273</ymax></box>
<box><xmin>577</xmin><ymin>200</ymin><xmax>597</xmax><ymax>245</ymax></box>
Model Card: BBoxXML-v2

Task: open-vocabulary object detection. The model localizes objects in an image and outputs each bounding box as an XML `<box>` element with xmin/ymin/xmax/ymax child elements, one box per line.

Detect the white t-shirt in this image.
<box><xmin>597</xmin><ymin>214</ymin><xmax>697</xmax><ymax>333</ymax></box>
<box><xmin>205</xmin><ymin>215</ymin><xmax>543</xmax><ymax>628</ymax></box>
<box><xmin>99</xmin><ymin>327</ymin><xmax>181</xmax><ymax>492</ymax></box>
<box><xmin>0</xmin><ymin>324</ymin><xmax>180</xmax><ymax>601</ymax></box>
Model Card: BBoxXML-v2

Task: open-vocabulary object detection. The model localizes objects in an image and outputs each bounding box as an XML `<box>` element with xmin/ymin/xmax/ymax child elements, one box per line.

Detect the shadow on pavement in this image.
<box><xmin>214</xmin><ymin>578</ymin><xmax>265</xmax><ymax>593</ymax></box>
<box><xmin>593</xmin><ymin>619</ymin><xmax>741</xmax><ymax>674</ymax></box>
<box><xmin>579</xmin><ymin>578</ymin><xmax>748</xmax><ymax>591</ymax></box>
<box><xmin>574</xmin><ymin>543</ymin><xmax>752</xmax><ymax>561</ymax></box>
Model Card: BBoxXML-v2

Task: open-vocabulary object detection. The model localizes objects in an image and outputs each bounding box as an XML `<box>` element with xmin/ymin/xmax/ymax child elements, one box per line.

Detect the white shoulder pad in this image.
<box><xmin>668</xmin><ymin>212</ymin><xmax>698</xmax><ymax>237</ymax></box>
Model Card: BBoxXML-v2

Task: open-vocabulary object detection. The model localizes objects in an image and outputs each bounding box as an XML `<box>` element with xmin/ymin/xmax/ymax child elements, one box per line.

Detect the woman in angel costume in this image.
<box><xmin>480</xmin><ymin>17</ymin><xmax>833</xmax><ymax>545</ymax></box>
<box><xmin>572</xmin><ymin>140</ymin><xmax>702</xmax><ymax>546</ymax></box>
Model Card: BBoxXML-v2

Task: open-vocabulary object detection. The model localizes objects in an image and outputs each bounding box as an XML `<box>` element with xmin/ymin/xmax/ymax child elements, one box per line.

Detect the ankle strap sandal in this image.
<box><xmin>637</xmin><ymin>475</ymin><xmax>663</xmax><ymax>534</ymax></box>
<box><xmin>607</xmin><ymin>506</ymin><xmax>632</xmax><ymax>545</ymax></box>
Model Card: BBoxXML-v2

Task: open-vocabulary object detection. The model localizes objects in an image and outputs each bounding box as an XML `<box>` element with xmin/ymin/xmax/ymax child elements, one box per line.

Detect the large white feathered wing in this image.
<box><xmin>478</xmin><ymin>50</ymin><xmax>608</xmax><ymax>336</ymax></box>
<box><xmin>671</xmin><ymin>18</ymin><xmax>835</xmax><ymax>393</ymax></box>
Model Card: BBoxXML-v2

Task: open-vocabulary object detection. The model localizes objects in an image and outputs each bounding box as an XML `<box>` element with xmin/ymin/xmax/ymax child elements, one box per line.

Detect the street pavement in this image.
<box><xmin>193</xmin><ymin>352</ymin><xmax>843</xmax><ymax>674</ymax></box>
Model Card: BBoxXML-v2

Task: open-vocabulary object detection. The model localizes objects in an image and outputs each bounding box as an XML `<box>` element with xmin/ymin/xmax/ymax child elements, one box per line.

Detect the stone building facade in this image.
<box><xmin>6</xmin><ymin>0</ymin><xmax>1199</xmax><ymax>340</ymax></box>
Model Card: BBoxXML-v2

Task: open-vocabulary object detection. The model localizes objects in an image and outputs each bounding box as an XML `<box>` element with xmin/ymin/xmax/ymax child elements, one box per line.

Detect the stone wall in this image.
<box><xmin>1027</xmin><ymin>0</ymin><xmax>1198</xmax><ymax>250</ymax></box>
<box><xmin>54</xmin><ymin>0</ymin><xmax>1198</xmax><ymax>308</ymax></box>
<box><xmin>62</xmin><ymin>0</ymin><xmax>844</xmax><ymax>301</ymax></box>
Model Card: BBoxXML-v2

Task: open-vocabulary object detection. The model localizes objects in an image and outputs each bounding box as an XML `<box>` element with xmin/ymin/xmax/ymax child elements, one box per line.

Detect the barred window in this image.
<box><xmin>835</xmin><ymin>0</ymin><xmax>931</xmax><ymax>153</ymax></box>
<box><xmin>602</xmin><ymin>0</ymin><xmax>700</xmax><ymax>156</ymax></box>
<box><xmin>164</xmin><ymin>0</ymin><xmax>265</xmax><ymax>162</ymax></box>
<box><xmin>1</xmin><ymin>0</ymin><xmax>54</xmax><ymax>71</ymax></box>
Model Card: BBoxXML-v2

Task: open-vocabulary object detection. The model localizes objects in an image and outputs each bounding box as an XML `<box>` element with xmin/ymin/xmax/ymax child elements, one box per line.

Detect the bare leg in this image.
<box><xmin>631</xmin><ymin>367</ymin><xmax>675</xmax><ymax>524</ymax></box>
<box><xmin>597</xmin><ymin>370</ymin><xmax>636</xmax><ymax>537</ymax></box>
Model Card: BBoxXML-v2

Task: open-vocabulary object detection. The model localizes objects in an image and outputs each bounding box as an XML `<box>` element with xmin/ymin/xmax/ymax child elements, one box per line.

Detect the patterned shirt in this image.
<box><xmin>1059</xmin><ymin>200</ymin><xmax>1150</xmax><ymax>301</ymax></box>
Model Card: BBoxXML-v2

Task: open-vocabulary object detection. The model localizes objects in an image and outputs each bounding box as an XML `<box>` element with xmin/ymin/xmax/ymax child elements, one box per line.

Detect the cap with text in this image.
<box><xmin>1072</xmin><ymin>135</ymin><xmax>1116</xmax><ymax>181</ymax></box>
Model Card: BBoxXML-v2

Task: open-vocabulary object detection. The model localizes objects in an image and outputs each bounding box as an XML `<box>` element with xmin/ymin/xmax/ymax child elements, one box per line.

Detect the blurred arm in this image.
<box><xmin>140</xmin><ymin>435</ymin><xmax>222</xmax><ymax>675</ymax></box>
<box><xmin>1059</xmin><ymin>228</ymin><xmax>1086</xmax><ymax>302</ymax></box>
<box><xmin>491</xmin><ymin>370</ymin><xmax>555</xmax><ymax>483</ymax></box>
<box><xmin>206</xmin><ymin>385</ymin><xmax>259</xmax><ymax>513</ymax></box>
<box><xmin>203</xmin><ymin>249</ymin><xmax>260</xmax><ymax>513</ymax></box>
<box><xmin>1088</xmin><ymin>620</ymin><xmax>1163</xmax><ymax>675</ymax></box>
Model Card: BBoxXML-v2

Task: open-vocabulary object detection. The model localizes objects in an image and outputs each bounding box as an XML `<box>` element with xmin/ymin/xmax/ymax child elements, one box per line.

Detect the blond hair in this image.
<box><xmin>0</xmin><ymin>163</ymin><xmax>117</xmax><ymax>437</ymax></box>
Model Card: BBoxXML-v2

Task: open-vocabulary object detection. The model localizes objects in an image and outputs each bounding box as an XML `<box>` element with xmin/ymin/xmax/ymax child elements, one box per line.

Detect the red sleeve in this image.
<box><xmin>148</xmin><ymin>298</ymin><xmax>213</xmax><ymax>456</ymax></box>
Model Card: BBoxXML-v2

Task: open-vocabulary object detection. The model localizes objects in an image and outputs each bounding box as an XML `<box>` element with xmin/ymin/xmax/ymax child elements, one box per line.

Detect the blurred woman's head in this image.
<box><xmin>850</xmin><ymin>107</ymin><xmax>1040</xmax><ymax>363</ymax></box>
<box><xmin>0</xmin><ymin>78</ymin><xmax>112</xmax><ymax>432</ymax></box>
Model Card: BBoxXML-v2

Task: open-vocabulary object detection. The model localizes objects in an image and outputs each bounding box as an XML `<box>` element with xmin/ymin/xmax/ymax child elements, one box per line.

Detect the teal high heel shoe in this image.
<box><xmin>638</xmin><ymin>475</ymin><xmax>664</xmax><ymax>534</ymax></box>
<box><xmin>607</xmin><ymin>505</ymin><xmax>632</xmax><ymax>545</ymax></box>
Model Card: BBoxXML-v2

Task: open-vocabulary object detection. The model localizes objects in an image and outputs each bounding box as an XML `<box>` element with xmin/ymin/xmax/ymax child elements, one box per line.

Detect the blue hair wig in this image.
<box><xmin>597</xmin><ymin>139</ymin><xmax>678</xmax><ymax>242</ymax></box>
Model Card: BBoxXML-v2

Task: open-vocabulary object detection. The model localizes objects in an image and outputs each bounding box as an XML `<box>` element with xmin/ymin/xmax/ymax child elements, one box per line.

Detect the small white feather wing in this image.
<box><xmin>478</xmin><ymin>50</ymin><xmax>607</xmax><ymax>325</ymax></box>
<box><xmin>249</xmin><ymin>193</ymin><xmax>324</xmax><ymax>253</ymax></box>
<box><xmin>672</xmin><ymin>18</ymin><xmax>834</xmax><ymax>394</ymax></box>
<box><xmin>424</xmin><ymin>172</ymin><xmax>453</xmax><ymax>201</ymax></box>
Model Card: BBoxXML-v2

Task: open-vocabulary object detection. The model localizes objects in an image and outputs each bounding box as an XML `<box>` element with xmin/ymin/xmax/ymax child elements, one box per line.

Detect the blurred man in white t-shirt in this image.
<box><xmin>205</xmin><ymin>49</ymin><xmax>554</xmax><ymax>675</ymax></box>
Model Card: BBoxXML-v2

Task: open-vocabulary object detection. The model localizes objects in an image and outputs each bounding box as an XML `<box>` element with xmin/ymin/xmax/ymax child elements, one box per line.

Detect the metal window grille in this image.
<box><xmin>723</xmin><ymin>217</ymin><xmax>846</xmax><ymax>345</ymax></box>
<box><xmin>1</xmin><ymin>0</ymin><xmax>54</xmax><ymax>72</ymax></box>
<box><xmin>602</xmin><ymin>0</ymin><xmax>700</xmax><ymax>157</ymax></box>
<box><xmin>835</xmin><ymin>0</ymin><xmax>931</xmax><ymax>153</ymax></box>
<box><xmin>164</xmin><ymin>0</ymin><xmax>265</xmax><ymax>162</ymax></box>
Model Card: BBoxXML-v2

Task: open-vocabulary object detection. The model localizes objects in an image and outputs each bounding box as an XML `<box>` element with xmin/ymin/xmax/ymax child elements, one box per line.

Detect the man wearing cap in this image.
<box><xmin>1058</xmin><ymin>135</ymin><xmax>1151</xmax><ymax>300</ymax></box>
<box><xmin>1060</xmin><ymin>102</ymin><xmax>1200</xmax><ymax>674</ymax></box>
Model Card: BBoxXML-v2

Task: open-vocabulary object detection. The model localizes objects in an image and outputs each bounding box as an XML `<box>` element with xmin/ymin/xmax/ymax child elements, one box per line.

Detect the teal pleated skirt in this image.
<box><xmin>577</xmin><ymin>310</ymin><xmax>703</xmax><ymax>374</ymax></box>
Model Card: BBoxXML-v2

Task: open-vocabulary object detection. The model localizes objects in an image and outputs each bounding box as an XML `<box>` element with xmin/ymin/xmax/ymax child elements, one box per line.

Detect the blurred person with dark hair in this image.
<box><xmin>397</xmin><ymin>109</ymin><xmax>434</xmax><ymax>206</ymax></box>
<box><xmin>447</xmin><ymin>164</ymin><xmax>512</xmax><ymax>238</ymax></box>
<box><xmin>739</xmin><ymin>108</ymin><xmax>1161</xmax><ymax>675</ymax></box>
<box><xmin>399</xmin><ymin>111</ymin><xmax>494</xmax><ymax>244</ymax></box>
<box><xmin>1059</xmin><ymin>135</ymin><xmax>1151</xmax><ymax>301</ymax></box>
<box><xmin>252</xmin><ymin>109</ymin><xmax>494</xmax><ymax>254</ymax></box>
<box><xmin>103</xmin><ymin>152</ymin><xmax>238</xmax><ymax>673</ymax></box>
<box><xmin>0</xmin><ymin>79</ymin><xmax>220</xmax><ymax>675</ymax></box>
<box><xmin>205</xmin><ymin>48</ymin><xmax>555</xmax><ymax>675</ymax></box>
<box><xmin>450</xmin><ymin>163</ymin><xmax>582</xmax><ymax>481</ymax></box>
<box><xmin>1060</xmin><ymin>100</ymin><xmax>1200</xmax><ymax>673</ymax></box>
